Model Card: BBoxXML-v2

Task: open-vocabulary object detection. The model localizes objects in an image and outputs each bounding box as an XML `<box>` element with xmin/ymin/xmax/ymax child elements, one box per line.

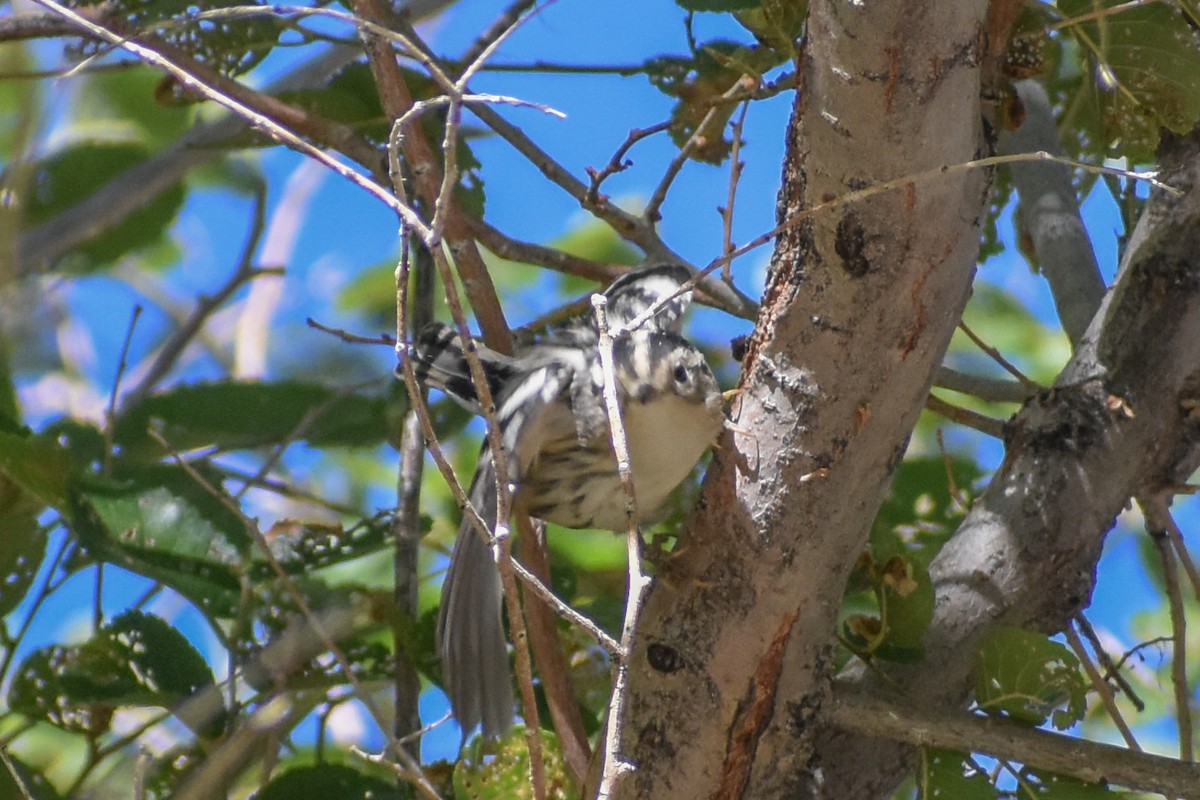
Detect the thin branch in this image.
<box><xmin>720</xmin><ymin>100</ymin><xmax>750</xmax><ymax>282</ymax></box>
<box><xmin>123</xmin><ymin>186</ymin><xmax>274</xmax><ymax>410</ymax></box>
<box><xmin>146</xmin><ymin>429</ymin><xmax>441</xmax><ymax>799</ymax></box>
<box><xmin>30</xmin><ymin>0</ymin><xmax>424</xmax><ymax>233</ymax></box>
<box><xmin>592</xmin><ymin>294</ymin><xmax>648</xmax><ymax>800</ymax></box>
<box><xmin>1160</xmin><ymin>502</ymin><xmax>1200</xmax><ymax>600</ymax></box>
<box><xmin>644</xmin><ymin>78</ymin><xmax>750</xmax><ymax>223</ymax></box>
<box><xmin>1150</xmin><ymin>526</ymin><xmax>1195</xmax><ymax>762</ymax></box>
<box><xmin>103</xmin><ymin>304</ymin><xmax>142</xmax><ymax>474</ymax></box>
<box><xmin>828</xmin><ymin>689</ymin><xmax>1200</xmax><ymax>798</ymax></box>
<box><xmin>933</xmin><ymin>366</ymin><xmax>1030</xmax><ymax>404</ymax></box>
<box><xmin>1074</xmin><ymin>613</ymin><xmax>1144</xmax><ymax>713</ymax></box>
<box><xmin>516</xmin><ymin>514</ymin><xmax>591</xmax><ymax>780</ymax></box>
<box><xmin>1064</xmin><ymin>623</ymin><xmax>1140</xmax><ymax>751</ymax></box>
<box><xmin>586</xmin><ymin>121</ymin><xmax>673</xmax><ymax>204</ymax></box>
<box><xmin>352</xmin><ymin>0</ymin><xmax>513</xmax><ymax>352</ymax></box>
<box><xmin>469</xmin><ymin>102</ymin><xmax>671</xmax><ymax>259</ymax></box>
<box><xmin>924</xmin><ymin>393</ymin><xmax>1007</xmax><ymax>438</ymax></box>
<box><xmin>509</xmin><ymin>558</ymin><xmax>622</xmax><ymax>656</ymax></box>
<box><xmin>456</xmin><ymin>0</ymin><xmax>540</xmax><ymax>70</ymax></box>
<box><xmin>957</xmin><ymin>321</ymin><xmax>1040</xmax><ymax>389</ymax></box>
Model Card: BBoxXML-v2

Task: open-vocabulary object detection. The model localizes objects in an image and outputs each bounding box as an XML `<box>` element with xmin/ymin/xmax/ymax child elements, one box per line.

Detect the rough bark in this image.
<box><xmin>614</xmin><ymin>3</ymin><xmax>991</xmax><ymax>798</ymax></box>
<box><xmin>813</xmin><ymin>126</ymin><xmax>1200</xmax><ymax>798</ymax></box>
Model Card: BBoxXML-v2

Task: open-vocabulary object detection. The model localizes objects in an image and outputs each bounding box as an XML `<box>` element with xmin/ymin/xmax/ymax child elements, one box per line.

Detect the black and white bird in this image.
<box><xmin>406</xmin><ymin>264</ymin><xmax>724</xmax><ymax>737</ymax></box>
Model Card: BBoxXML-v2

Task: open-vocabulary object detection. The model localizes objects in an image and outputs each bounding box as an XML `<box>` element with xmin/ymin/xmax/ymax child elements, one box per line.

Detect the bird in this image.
<box><xmin>405</xmin><ymin>264</ymin><xmax>724</xmax><ymax>737</ymax></box>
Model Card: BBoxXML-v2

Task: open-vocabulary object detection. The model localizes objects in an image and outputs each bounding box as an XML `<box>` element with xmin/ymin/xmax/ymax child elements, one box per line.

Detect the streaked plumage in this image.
<box><xmin>405</xmin><ymin>263</ymin><xmax>722</xmax><ymax>737</ymax></box>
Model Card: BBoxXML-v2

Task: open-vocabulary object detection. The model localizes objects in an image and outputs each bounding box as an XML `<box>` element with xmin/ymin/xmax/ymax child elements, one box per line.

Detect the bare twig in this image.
<box><xmin>720</xmin><ymin>100</ymin><xmax>750</xmax><ymax>281</ymax></box>
<box><xmin>586</xmin><ymin>121</ymin><xmax>673</xmax><ymax>204</ymax></box>
<box><xmin>123</xmin><ymin>187</ymin><xmax>275</xmax><ymax>410</ymax></box>
<box><xmin>352</xmin><ymin>0</ymin><xmax>513</xmax><ymax>352</ymax></box>
<box><xmin>956</xmin><ymin>321</ymin><xmax>1040</xmax><ymax>389</ymax></box>
<box><xmin>1074</xmin><ymin>613</ymin><xmax>1144</xmax><ymax>713</ymax></box>
<box><xmin>306</xmin><ymin>317</ymin><xmax>395</xmax><ymax>346</ymax></box>
<box><xmin>1064</xmin><ymin>623</ymin><xmax>1140</xmax><ymax>751</ymax></box>
<box><xmin>1159</xmin><ymin>502</ymin><xmax>1200</xmax><ymax>600</ymax></box>
<box><xmin>509</xmin><ymin>558</ymin><xmax>622</xmax><ymax>656</ymax></box>
<box><xmin>644</xmin><ymin>78</ymin><xmax>750</xmax><ymax>223</ymax></box>
<box><xmin>456</xmin><ymin>0</ymin><xmax>539</xmax><ymax>70</ymax></box>
<box><xmin>1150</xmin><ymin>525</ymin><xmax>1195</xmax><ymax>762</ymax></box>
<box><xmin>104</xmin><ymin>304</ymin><xmax>142</xmax><ymax>474</ymax></box>
<box><xmin>592</xmin><ymin>294</ymin><xmax>649</xmax><ymax>799</ymax></box>
<box><xmin>924</xmin><ymin>394</ymin><xmax>1007</xmax><ymax>438</ymax></box>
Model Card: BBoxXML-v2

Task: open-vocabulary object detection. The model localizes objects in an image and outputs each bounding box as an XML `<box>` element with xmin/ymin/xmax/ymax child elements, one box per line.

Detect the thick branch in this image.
<box><xmin>828</xmin><ymin>690</ymin><xmax>1200</xmax><ymax>798</ymax></box>
<box><xmin>815</xmin><ymin>121</ymin><xmax>1200</xmax><ymax>800</ymax></box>
<box><xmin>997</xmin><ymin>79</ymin><xmax>1105</xmax><ymax>346</ymax></box>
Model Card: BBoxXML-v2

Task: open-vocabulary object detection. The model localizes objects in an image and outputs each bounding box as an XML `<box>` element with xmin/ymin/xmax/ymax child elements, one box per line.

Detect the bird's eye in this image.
<box><xmin>673</xmin><ymin>364</ymin><xmax>690</xmax><ymax>384</ymax></box>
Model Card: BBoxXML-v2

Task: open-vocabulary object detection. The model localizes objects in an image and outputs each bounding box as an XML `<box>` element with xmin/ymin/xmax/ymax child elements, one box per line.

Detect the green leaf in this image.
<box><xmin>73</xmin><ymin>66</ymin><xmax>194</xmax><ymax>147</ymax></box>
<box><xmin>0</xmin><ymin>429</ymin><xmax>71</xmax><ymax>508</ymax></box>
<box><xmin>734</xmin><ymin>0</ymin><xmax>807</xmax><ymax>56</ymax></box>
<box><xmin>0</xmin><ymin>750</ymin><xmax>64</xmax><ymax>800</ymax></box>
<box><xmin>1059</xmin><ymin>0</ymin><xmax>1200</xmax><ymax>161</ymax></box>
<box><xmin>874</xmin><ymin>555</ymin><xmax>934</xmax><ymax>659</ymax></box>
<box><xmin>919</xmin><ymin>749</ymin><xmax>996</xmax><ymax>800</ymax></box>
<box><xmin>455</xmin><ymin>726</ymin><xmax>579</xmax><ymax>800</ymax></box>
<box><xmin>871</xmin><ymin>456</ymin><xmax>982</xmax><ymax>565</ymax></box>
<box><xmin>8</xmin><ymin>610</ymin><xmax>222</xmax><ymax>737</ymax></box>
<box><xmin>255</xmin><ymin>764</ymin><xmax>405</xmax><ymax>800</ymax></box>
<box><xmin>0</xmin><ymin>493</ymin><xmax>45</xmax><ymax>618</ymax></box>
<box><xmin>83</xmin><ymin>462</ymin><xmax>251</xmax><ymax>555</ymax></box>
<box><xmin>25</xmin><ymin>141</ymin><xmax>186</xmax><ymax>272</ymax></box>
<box><xmin>1011</xmin><ymin>766</ymin><xmax>1122</xmax><ymax>798</ymax></box>
<box><xmin>66</xmin><ymin>471</ymin><xmax>247</xmax><ymax>619</ymax></box>
<box><xmin>114</xmin><ymin>381</ymin><xmax>396</xmax><ymax>458</ymax></box>
<box><xmin>974</xmin><ymin>628</ymin><xmax>1088</xmax><ymax>730</ymax></box>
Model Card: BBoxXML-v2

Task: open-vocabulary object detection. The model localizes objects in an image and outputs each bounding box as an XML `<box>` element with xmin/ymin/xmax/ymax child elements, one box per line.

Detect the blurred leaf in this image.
<box><xmin>734</xmin><ymin>0</ymin><xmax>807</xmax><ymax>56</ymax></box>
<box><xmin>0</xmin><ymin>429</ymin><xmax>71</xmax><ymax>507</ymax></box>
<box><xmin>9</xmin><ymin>610</ymin><xmax>221</xmax><ymax>736</ymax></box>
<box><xmin>871</xmin><ymin>455</ymin><xmax>982</xmax><ymax>566</ymax></box>
<box><xmin>1058</xmin><ymin>0</ymin><xmax>1200</xmax><ymax>161</ymax></box>
<box><xmin>1011</xmin><ymin>766</ymin><xmax>1121</xmax><ymax>798</ymax></box>
<box><xmin>258</xmin><ymin>516</ymin><xmax>393</xmax><ymax>576</ymax></box>
<box><xmin>974</xmin><ymin>627</ymin><xmax>1087</xmax><ymax>730</ymax></box>
<box><xmin>875</xmin><ymin>555</ymin><xmax>934</xmax><ymax>658</ymax></box>
<box><xmin>0</xmin><ymin>750</ymin><xmax>64</xmax><ymax>800</ymax></box>
<box><xmin>455</xmin><ymin>725</ymin><xmax>578</xmax><ymax>800</ymax></box>
<box><xmin>919</xmin><ymin>749</ymin><xmax>995</xmax><ymax>800</ymax></box>
<box><xmin>114</xmin><ymin>381</ymin><xmax>396</xmax><ymax>458</ymax></box>
<box><xmin>24</xmin><ymin>140</ymin><xmax>185</xmax><ymax>272</ymax></box>
<box><xmin>0</xmin><ymin>491</ymin><xmax>45</xmax><ymax>618</ymax></box>
<box><xmin>255</xmin><ymin>764</ymin><xmax>405</xmax><ymax>800</ymax></box>
<box><xmin>73</xmin><ymin>66</ymin><xmax>194</xmax><ymax>147</ymax></box>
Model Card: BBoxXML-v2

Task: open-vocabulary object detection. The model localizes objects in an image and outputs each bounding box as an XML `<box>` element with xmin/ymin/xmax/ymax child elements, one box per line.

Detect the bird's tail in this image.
<box><xmin>435</xmin><ymin>454</ymin><xmax>514</xmax><ymax>738</ymax></box>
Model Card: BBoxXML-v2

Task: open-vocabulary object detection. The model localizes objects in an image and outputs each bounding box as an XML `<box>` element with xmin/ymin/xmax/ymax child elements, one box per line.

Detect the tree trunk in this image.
<box><xmin>615</xmin><ymin>2</ymin><xmax>991</xmax><ymax>797</ymax></box>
